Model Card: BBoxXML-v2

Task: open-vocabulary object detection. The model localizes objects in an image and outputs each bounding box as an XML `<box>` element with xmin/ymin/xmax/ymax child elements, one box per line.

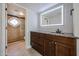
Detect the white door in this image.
<box><xmin>73</xmin><ymin>3</ymin><xmax>79</xmax><ymax>56</ymax></box>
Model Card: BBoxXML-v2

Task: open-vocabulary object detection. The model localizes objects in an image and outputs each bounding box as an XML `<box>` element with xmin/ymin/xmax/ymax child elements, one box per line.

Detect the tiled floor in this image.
<box><xmin>6</xmin><ymin>40</ymin><xmax>42</xmax><ymax>56</ymax></box>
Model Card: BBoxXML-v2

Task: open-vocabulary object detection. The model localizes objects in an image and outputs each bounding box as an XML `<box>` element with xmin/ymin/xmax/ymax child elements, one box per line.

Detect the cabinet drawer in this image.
<box><xmin>31</xmin><ymin>38</ymin><xmax>44</xmax><ymax>45</ymax></box>
<box><xmin>40</xmin><ymin>33</ymin><xmax>47</xmax><ymax>38</ymax></box>
<box><xmin>31</xmin><ymin>32</ymin><xmax>40</xmax><ymax>37</ymax></box>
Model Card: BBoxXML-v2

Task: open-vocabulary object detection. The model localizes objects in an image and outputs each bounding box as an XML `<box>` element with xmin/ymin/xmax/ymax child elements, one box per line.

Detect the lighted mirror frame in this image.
<box><xmin>40</xmin><ymin>5</ymin><xmax>63</xmax><ymax>26</ymax></box>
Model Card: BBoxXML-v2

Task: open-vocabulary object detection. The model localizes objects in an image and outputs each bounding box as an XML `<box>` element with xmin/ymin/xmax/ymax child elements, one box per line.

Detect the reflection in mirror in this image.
<box><xmin>40</xmin><ymin>5</ymin><xmax>63</xmax><ymax>26</ymax></box>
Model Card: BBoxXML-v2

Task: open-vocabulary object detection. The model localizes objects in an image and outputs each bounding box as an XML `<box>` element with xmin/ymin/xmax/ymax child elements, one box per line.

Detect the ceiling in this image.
<box><xmin>17</xmin><ymin>3</ymin><xmax>57</xmax><ymax>12</ymax></box>
<box><xmin>7</xmin><ymin>3</ymin><xmax>26</xmax><ymax>18</ymax></box>
<box><xmin>7</xmin><ymin>3</ymin><xmax>57</xmax><ymax>17</ymax></box>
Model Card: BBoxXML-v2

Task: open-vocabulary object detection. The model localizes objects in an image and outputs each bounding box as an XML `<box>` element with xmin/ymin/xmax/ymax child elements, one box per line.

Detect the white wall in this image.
<box><xmin>38</xmin><ymin>3</ymin><xmax>73</xmax><ymax>33</ymax></box>
<box><xmin>28</xmin><ymin>9</ymin><xmax>38</xmax><ymax>31</ymax></box>
<box><xmin>73</xmin><ymin>3</ymin><xmax>79</xmax><ymax>56</ymax></box>
<box><xmin>25</xmin><ymin>9</ymin><xmax>38</xmax><ymax>48</ymax></box>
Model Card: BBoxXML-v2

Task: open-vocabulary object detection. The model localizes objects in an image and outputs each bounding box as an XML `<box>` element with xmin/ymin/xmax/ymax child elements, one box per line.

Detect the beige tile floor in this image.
<box><xmin>6</xmin><ymin>40</ymin><xmax>42</xmax><ymax>56</ymax></box>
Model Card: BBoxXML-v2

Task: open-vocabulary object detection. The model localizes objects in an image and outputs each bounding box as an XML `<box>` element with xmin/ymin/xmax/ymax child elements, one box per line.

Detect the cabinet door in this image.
<box><xmin>55</xmin><ymin>42</ymin><xmax>75</xmax><ymax>56</ymax></box>
<box><xmin>31</xmin><ymin>32</ymin><xmax>39</xmax><ymax>45</ymax></box>
<box><xmin>44</xmin><ymin>39</ymin><xmax>55</xmax><ymax>56</ymax></box>
<box><xmin>31</xmin><ymin>42</ymin><xmax>44</xmax><ymax>55</ymax></box>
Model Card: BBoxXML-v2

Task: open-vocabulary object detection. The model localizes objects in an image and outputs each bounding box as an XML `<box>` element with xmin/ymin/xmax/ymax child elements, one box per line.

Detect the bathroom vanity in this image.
<box><xmin>31</xmin><ymin>31</ymin><xmax>77</xmax><ymax>56</ymax></box>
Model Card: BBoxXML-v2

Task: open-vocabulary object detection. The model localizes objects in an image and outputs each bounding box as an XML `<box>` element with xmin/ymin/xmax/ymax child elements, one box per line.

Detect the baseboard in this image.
<box><xmin>26</xmin><ymin>45</ymin><xmax>32</xmax><ymax>49</ymax></box>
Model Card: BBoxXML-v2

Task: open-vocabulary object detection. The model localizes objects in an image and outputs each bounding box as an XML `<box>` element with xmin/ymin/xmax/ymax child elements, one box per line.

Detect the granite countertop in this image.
<box><xmin>31</xmin><ymin>31</ymin><xmax>79</xmax><ymax>39</ymax></box>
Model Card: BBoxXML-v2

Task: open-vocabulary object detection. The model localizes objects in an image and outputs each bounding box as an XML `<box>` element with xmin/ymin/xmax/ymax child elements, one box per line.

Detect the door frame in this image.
<box><xmin>1</xmin><ymin>3</ymin><xmax>30</xmax><ymax>56</ymax></box>
<box><xmin>13</xmin><ymin>3</ymin><xmax>31</xmax><ymax>48</ymax></box>
<box><xmin>1</xmin><ymin>3</ymin><xmax>6</xmax><ymax>56</ymax></box>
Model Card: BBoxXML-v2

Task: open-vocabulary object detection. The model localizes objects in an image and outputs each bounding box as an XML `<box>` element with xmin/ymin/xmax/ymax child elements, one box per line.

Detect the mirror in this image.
<box><xmin>40</xmin><ymin>5</ymin><xmax>63</xmax><ymax>26</ymax></box>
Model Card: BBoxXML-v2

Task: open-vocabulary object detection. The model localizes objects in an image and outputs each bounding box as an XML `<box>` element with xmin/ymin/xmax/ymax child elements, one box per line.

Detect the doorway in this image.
<box><xmin>6</xmin><ymin>3</ymin><xmax>26</xmax><ymax>56</ymax></box>
<box><xmin>7</xmin><ymin>14</ymin><xmax>25</xmax><ymax>43</ymax></box>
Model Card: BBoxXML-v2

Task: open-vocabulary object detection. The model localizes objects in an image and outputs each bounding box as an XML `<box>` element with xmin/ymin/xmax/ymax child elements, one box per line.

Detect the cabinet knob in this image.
<box><xmin>55</xmin><ymin>42</ymin><xmax>56</xmax><ymax>44</ymax></box>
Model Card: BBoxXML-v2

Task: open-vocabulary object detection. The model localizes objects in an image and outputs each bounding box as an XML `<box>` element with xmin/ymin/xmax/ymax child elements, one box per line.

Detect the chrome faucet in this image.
<box><xmin>56</xmin><ymin>29</ymin><xmax>61</xmax><ymax>33</ymax></box>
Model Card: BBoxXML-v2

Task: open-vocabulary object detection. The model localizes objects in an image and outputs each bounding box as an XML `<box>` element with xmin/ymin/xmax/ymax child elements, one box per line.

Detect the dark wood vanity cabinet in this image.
<box><xmin>31</xmin><ymin>32</ymin><xmax>76</xmax><ymax>56</ymax></box>
<box><xmin>31</xmin><ymin>32</ymin><xmax>44</xmax><ymax>55</ymax></box>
